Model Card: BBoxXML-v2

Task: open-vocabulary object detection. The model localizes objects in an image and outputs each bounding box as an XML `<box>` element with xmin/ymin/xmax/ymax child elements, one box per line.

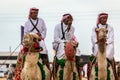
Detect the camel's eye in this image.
<box><xmin>74</xmin><ymin>46</ymin><xmax>76</xmax><ymax>49</ymax></box>
<box><xmin>106</xmin><ymin>30</ymin><xmax>108</xmax><ymax>34</ymax></box>
<box><xmin>33</xmin><ymin>38</ymin><xmax>37</xmax><ymax>42</ymax></box>
<box><xmin>64</xmin><ymin>46</ymin><xmax>66</xmax><ymax>48</ymax></box>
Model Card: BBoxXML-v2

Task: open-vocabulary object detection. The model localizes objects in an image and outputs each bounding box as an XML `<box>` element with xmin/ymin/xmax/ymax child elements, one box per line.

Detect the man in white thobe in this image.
<box><xmin>24</xmin><ymin>7</ymin><xmax>50</xmax><ymax>69</ymax></box>
<box><xmin>88</xmin><ymin>12</ymin><xmax>118</xmax><ymax>79</ymax></box>
<box><xmin>53</xmin><ymin>13</ymin><xmax>75</xmax><ymax>60</ymax></box>
<box><xmin>91</xmin><ymin>13</ymin><xmax>114</xmax><ymax>60</ymax></box>
<box><xmin>53</xmin><ymin>14</ymin><xmax>81</xmax><ymax>78</ymax></box>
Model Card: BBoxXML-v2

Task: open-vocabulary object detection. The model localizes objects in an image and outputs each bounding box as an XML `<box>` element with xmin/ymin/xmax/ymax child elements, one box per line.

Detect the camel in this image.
<box><xmin>21</xmin><ymin>52</ymin><xmax>41</xmax><ymax>80</ymax></box>
<box><xmin>53</xmin><ymin>41</ymin><xmax>79</xmax><ymax>80</ymax></box>
<box><xmin>14</xmin><ymin>33</ymin><xmax>50</xmax><ymax>80</ymax></box>
<box><xmin>89</xmin><ymin>27</ymin><xmax>115</xmax><ymax>80</ymax></box>
<box><xmin>117</xmin><ymin>63</ymin><xmax>120</xmax><ymax>80</ymax></box>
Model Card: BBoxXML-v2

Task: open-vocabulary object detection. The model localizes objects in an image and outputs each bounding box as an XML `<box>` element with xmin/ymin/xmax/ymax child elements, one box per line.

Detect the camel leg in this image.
<box><xmin>43</xmin><ymin>65</ymin><xmax>51</xmax><ymax>80</ymax></box>
<box><xmin>89</xmin><ymin>66</ymin><xmax>96</xmax><ymax>80</ymax></box>
<box><xmin>73</xmin><ymin>62</ymin><xmax>79</xmax><ymax>80</ymax></box>
<box><xmin>109</xmin><ymin>66</ymin><xmax>115</xmax><ymax>80</ymax></box>
<box><xmin>36</xmin><ymin>66</ymin><xmax>42</xmax><ymax>80</ymax></box>
<box><xmin>56</xmin><ymin>66</ymin><xmax>61</xmax><ymax>80</ymax></box>
<box><xmin>111</xmin><ymin>59</ymin><xmax>119</xmax><ymax>80</ymax></box>
<box><xmin>63</xmin><ymin>61</ymin><xmax>73</xmax><ymax>80</ymax></box>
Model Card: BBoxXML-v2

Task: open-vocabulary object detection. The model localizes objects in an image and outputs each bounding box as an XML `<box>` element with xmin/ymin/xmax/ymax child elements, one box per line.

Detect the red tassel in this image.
<box><xmin>33</xmin><ymin>43</ymin><xmax>39</xmax><ymax>49</ymax></box>
<box><xmin>21</xmin><ymin>47</ymin><xmax>28</xmax><ymax>53</ymax></box>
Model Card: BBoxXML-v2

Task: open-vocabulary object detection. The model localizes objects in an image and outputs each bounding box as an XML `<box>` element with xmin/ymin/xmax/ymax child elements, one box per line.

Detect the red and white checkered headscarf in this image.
<box><xmin>61</xmin><ymin>13</ymin><xmax>73</xmax><ymax>22</ymax></box>
<box><xmin>96</xmin><ymin>12</ymin><xmax>108</xmax><ymax>25</ymax></box>
<box><xmin>28</xmin><ymin>7</ymin><xmax>39</xmax><ymax>19</ymax></box>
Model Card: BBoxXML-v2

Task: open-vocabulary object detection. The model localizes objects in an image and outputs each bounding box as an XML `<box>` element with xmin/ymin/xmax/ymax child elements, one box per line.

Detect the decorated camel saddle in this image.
<box><xmin>52</xmin><ymin>41</ymin><xmax>80</xmax><ymax>80</ymax></box>
<box><xmin>14</xmin><ymin>33</ymin><xmax>50</xmax><ymax>80</ymax></box>
<box><xmin>87</xmin><ymin>27</ymin><xmax>116</xmax><ymax>80</ymax></box>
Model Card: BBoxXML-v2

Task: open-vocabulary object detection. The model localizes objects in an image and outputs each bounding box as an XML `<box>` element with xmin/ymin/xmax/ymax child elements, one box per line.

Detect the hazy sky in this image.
<box><xmin>0</xmin><ymin>0</ymin><xmax>120</xmax><ymax>61</ymax></box>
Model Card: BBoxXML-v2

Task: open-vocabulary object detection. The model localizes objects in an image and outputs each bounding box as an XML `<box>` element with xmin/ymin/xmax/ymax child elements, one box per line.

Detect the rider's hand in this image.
<box><xmin>36</xmin><ymin>33</ymin><xmax>43</xmax><ymax>41</ymax></box>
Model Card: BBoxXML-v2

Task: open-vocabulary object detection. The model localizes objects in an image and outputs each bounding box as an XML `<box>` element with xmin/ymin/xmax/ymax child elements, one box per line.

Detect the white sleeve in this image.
<box><xmin>72</xmin><ymin>26</ymin><xmax>75</xmax><ymax>36</ymax></box>
<box><xmin>54</xmin><ymin>25</ymin><xmax>64</xmax><ymax>43</ymax></box>
<box><xmin>24</xmin><ymin>21</ymin><xmax>29</xmax><ymax>34</ymax></box>
<box><xmin>91</xmin><ymin>27</ymin><xmax>97</xmax><ymax>45</ymax></box>
<box><xmin>106</xmin><ymin>26</ymin><xmax>114</xmax><ymax>44</ymax></box>
<box><xmin>71</xmin><ymin>27</ymin><xmax>75</xmax><ymax>41</ymax></box>
<box><xmin>41</xmin><ymin>20</ymin><xmax>47</xmax><ymax>39</ymax></box>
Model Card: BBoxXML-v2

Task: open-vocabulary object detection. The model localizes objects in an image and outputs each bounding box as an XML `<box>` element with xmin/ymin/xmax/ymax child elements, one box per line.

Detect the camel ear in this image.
<box><xmin>95</xmin><ymin>28</ymin><xmax>99</xmax><ymax>32</ymax></box>
<box><xmin>64</xmin><ymin>44</ymin><xmax>66</xmax><ymax>48</ymax></box>
<box><xmin>71</xmin><ymin>42</ymin><xmax>78</xmax><ymax>48</ymax></box>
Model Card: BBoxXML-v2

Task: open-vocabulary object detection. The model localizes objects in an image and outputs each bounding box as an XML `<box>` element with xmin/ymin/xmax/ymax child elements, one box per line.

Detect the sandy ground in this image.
<box><xmin>82</xmin><ymin>78</ymin><xmax>87</xmax><ymax>80</ymax></box>
<box><xmin>0</xmin><ymin>78</ymin><xmax>6</xmax><ymax>80</ymax></box>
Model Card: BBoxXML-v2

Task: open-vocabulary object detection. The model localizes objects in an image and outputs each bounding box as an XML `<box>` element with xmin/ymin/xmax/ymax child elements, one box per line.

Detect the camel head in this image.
<box><xmin>22</xmin><ymin>33</ymin><xmax>42</xmax><ymax>52</ymax></box>
<box><xmin>96</xmin><ymin>27</ymin><xmax>108</xmax><ymax>43</ymax></box>
<box><xmin>96</xmin><ymin>27</ymin><xmax>108</xmax><ymax>53</ymax></box>
<box><xmin>64</xmin><ymin>41</ymin><xmax>77</xmax><ymax>61</ymax></box>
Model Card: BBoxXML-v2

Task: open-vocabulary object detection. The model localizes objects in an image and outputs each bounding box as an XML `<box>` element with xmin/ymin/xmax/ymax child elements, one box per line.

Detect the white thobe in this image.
<box><xmin>54</xmin><ymin>23</ymin><xmax>75</xmax><ymax>60</ymax></box>
<box><xmin>24</xmin><ymin>18</ymin><xmax>47</xmax><ymax>54</ymax></box>
<box><xmin>91</xmin><ymin>24</ymin><xmax>114</xmax><ymax>60</ymax></box>
<box><xmin>76</xmin><ymin>47</ymin><xmax>81</xmax><ymax>56</ymax></box>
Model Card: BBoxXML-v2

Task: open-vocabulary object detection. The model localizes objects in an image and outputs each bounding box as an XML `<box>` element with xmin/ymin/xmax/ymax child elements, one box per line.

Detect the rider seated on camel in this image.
<box><xmin>52</xmin><ymin>13</ymin><xmax>81</xmax><ymax>78</ymax></box>
<box><xmin>23</xmin><ymin>7</ymin><xmax>50</xmax><ymax>70</ymax></box>
<box><xmin>14</xmin><ymin>33</ymin><xmax>43</xmax><ymax>80</ymax></box>
<box><xmin>87</xmin><ymin>12</ymin><xmax>118</xmax><ymax>80</ymax></box>
<box><xmin>14</xmin><ymin>7</ymin><xmax>51</xmax><ymax>80</ymax></box>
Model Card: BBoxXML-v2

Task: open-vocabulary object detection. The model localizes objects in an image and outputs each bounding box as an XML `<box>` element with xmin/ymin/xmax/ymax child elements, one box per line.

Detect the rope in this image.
<box><xmin>0</xmin><ymin>43</ymin><xmax>21</xmax><ymax>68</ymax></box>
